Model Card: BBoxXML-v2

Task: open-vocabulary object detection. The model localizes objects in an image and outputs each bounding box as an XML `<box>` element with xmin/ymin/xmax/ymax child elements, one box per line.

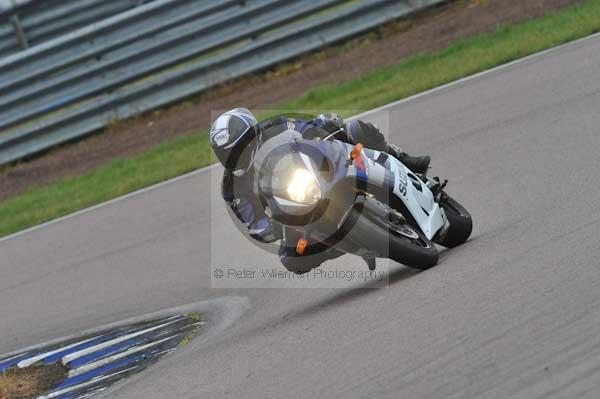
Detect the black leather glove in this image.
<box><xmin>317</xmin><ymin>113</ymin><xmax>345</xmax><ymax>133</ymax></box>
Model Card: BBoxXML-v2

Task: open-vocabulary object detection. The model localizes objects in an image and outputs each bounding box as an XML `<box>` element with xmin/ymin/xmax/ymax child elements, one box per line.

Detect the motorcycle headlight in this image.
<box><xmin>286</xmin><ymin>168</ymin><xmax>321</xmax><ymax>205</ymax></box>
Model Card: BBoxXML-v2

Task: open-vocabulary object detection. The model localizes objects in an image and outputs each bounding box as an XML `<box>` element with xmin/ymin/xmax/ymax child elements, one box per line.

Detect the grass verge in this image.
<box><xmin>1</xmin><ymin>0</ymin><xmax>600</xmax><ymax>238</ymax></box>
<box><xmin>0</xmin><ymin>363</ymin><xmax>67</xmax><ymax>399</ymax></box>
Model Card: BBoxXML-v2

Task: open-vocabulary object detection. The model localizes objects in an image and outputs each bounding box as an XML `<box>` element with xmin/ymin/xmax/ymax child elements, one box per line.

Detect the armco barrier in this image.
<box><xmin>0</xmin><ymin>0</ymin><xmax>443</xmax><ymax>165</ymax></box>
<box><xmin>0</xmin><ymin>0</ymin><xmax>152</xmax><ymax>58</ymax></box>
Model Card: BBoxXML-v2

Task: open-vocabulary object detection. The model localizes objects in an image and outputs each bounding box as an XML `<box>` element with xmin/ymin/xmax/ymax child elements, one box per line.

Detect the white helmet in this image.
<box><xmin>210</xmin><ymin>108</ymin><xmax>259</xmax><ymax>176</ymax></box>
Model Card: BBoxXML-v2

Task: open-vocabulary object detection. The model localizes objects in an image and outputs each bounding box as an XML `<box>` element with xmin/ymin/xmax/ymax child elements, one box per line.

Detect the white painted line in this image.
<box><xmin>0</xmin><ymin>352</ymin><xmax>28</xmax><ymax>364</ymax></box>
<box><xmin>17</xmin><ymin>335</ymin><xmax>101</xmax><ymax>368</ymax></box>
<box><xmin>37</xmin><ymin>367</ymin><xmax>135</xmax><ymax>399</ymax></box>
<box><xmin>67</xmin><ymin>334</ymin><xmax>180</xmax><ymax>378</ymax></box>
<box><xmin>2</xmin><ymin>31</ymin><xmax>599</xmax><ymax>244</ymax></box>
<box><xmin>61</xmin><ymin>317</ymin><xmax>181</xmax><ymax>365</ymax></box>
<box><xmin>0</xmin><ymin>296</ymin><xmax>243</xmax><ymax>363</ymax></box>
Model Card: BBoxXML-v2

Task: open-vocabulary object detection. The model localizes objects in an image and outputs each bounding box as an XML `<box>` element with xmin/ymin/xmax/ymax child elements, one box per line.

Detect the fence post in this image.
<box><xmin>10</xmin><ymin>15</ymin><xmax>29</xmax><ymax>50</ymax></box>
<box><xmin>8</xmin><ymin>0</ymin><xmax>29</xmax><ymax>50</ymax></box>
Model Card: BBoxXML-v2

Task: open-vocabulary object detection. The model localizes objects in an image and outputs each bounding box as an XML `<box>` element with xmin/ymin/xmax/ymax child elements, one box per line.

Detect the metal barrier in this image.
<box><xmin>0</xmin><ymin>0</ymin><xmax>152</xmax><ymax>58</ymax></box>
<box><xmin>0</xmin><ymin>0</ymin><xmax>443</xmax><ymax>165</ymax></box>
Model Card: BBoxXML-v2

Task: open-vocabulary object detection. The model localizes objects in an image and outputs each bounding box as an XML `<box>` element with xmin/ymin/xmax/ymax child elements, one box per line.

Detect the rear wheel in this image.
<box><xmin>344</xmin><ymin>198</ymin><xmax>439</xmax><ymax>270</ymax></box>
<box><xmin>436</xmin><ymin>194</ymin><xmax>472</xmax><ymax>248</ymax></box>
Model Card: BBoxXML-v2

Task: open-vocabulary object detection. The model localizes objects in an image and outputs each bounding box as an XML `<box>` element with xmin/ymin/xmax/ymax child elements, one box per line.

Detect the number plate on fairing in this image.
<box><xmin>387</xmin><ymin>157</ymin><xmax>445</xmax><ymax>240</ymax></box>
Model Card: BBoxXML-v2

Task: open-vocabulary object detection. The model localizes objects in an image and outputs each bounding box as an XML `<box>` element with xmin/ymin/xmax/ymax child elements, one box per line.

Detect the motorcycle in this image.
<box><xmin>252</xmin><ymin>127</ymin><xmax>472</xmax><ymax>272</ymax></box>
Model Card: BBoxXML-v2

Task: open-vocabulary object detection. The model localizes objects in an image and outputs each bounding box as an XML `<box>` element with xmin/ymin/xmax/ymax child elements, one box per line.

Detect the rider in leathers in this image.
<box><xmin>210</xmin><ymin>108</ymin><xmax>430</xmax><ymax>273</ymax></box>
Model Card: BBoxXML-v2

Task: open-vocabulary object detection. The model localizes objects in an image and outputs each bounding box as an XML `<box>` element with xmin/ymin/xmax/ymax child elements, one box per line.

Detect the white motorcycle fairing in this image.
<box><xmin>346</xmin><ymin>145</ymin><xmax>447</xmax><ymax>240</ymax></box>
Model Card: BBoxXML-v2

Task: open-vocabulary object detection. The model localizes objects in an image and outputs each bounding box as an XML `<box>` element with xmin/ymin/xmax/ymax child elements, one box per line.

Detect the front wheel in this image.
<box><xmin>343</xmin><ymin>198</ymin><xmax>439</xmax><ymax>270</ymax></box>
<box><xmin>436</xmin><ymin>193</ymin><xmax>472</xmax><ymax>248</ymax></box>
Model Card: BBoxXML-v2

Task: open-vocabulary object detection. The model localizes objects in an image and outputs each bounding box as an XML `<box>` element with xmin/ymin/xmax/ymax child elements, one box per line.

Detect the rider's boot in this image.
<box><xmin>387</xmin><ymin>143</ymin><xmax>431</xmax><ymax>174</ymax></box>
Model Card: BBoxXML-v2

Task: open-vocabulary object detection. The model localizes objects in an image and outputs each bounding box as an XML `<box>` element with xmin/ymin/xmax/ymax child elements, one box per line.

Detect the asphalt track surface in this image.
<box><xmin>2</xmin><ymin>34</ymin><xmax>600</xmax><ymax>398</ymax></box>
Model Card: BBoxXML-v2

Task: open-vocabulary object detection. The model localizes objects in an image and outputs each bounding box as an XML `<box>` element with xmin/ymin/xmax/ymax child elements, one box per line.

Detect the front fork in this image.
<box><xmin>426</xmin><ymin>177</ymin><xmax>451</xmax><ymax>242</ymax></box>
<box><xmin>427</xmin><ymin>176</ymin><xmax>449</xmax><ymax>203</ymax></box>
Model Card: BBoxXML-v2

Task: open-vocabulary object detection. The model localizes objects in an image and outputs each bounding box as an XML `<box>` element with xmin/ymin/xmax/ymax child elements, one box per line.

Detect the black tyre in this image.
<box><xmin>344</xmin><ymin>199</ymin><xmax>439</xmax><ymax>270</ymax></box>
<box><xmin>436</xmin><ymin>194</ymin><xmax>472</xmax><ymax>248</ymax></box>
